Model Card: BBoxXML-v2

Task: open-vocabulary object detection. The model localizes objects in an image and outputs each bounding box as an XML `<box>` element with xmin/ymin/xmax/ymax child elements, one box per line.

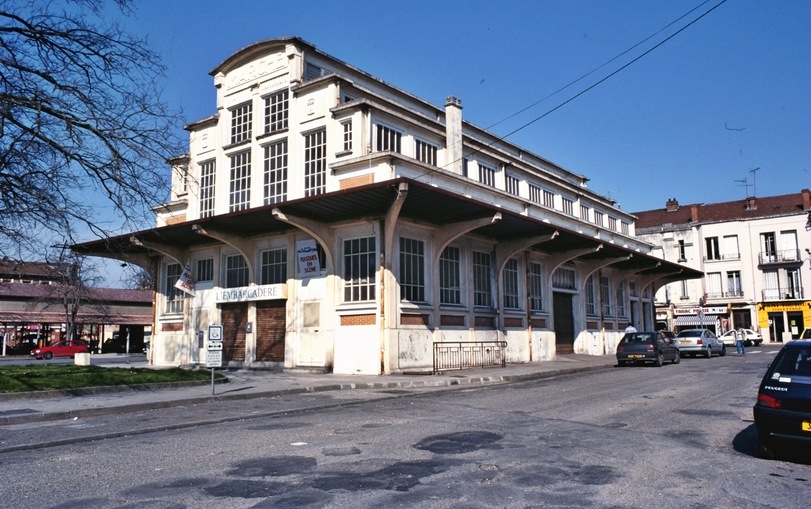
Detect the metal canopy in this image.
<box><xmin>73</xmin><ymin>177</ymin><xmax>701</xmax><ymax>283</ymax></box>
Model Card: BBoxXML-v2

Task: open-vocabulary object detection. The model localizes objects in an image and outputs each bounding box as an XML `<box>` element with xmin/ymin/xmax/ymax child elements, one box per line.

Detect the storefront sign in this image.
<box><xmin>215</xmin><ymin>284</ymin><xmax>287</xmax><ymax>303</ymax></box>
<box><xmin>297</xmin><ymin>239</ymin><xmax>321</xmax><ymax>278</ymax></box>
<box><xmin>674</xmin><ymin>307</ymin><xmax>727</xmax><ymax>315</ymax></box>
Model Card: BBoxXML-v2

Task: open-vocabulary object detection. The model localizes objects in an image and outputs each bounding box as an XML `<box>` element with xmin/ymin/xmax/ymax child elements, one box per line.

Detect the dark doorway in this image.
<box><xmin>553</xmin><ymin>292</ymin><xmax>575</xmax><ymax>354</ymax></box>
<box><xmin>221</xmin><ymin>303</ymin><xmax>248</xmax><ymax>361</ymax></box>
<box><xmin>256</xmin><ymin>300</ymin><xmax>286</xmax><ymax>362</ymax></box>
<box><xmin>768</xmin><ymin>312</ymin><xmax>785</xmax><ymax>343</ymax></box>
<box><xmin>787</xmin><ymin>311</ymin><xmax>804</xmax><ymax>340</ymax></box>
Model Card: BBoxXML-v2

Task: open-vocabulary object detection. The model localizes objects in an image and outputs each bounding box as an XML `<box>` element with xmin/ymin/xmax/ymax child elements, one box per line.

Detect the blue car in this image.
<box><xmin>753</xmin><ymin>340</ymin><xmax>811</xmax><ymax>460</ymax></box>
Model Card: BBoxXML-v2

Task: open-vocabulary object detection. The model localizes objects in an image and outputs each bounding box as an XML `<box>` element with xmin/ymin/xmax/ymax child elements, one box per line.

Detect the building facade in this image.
<box><xmin>0</xmin><ymin>259</ymin><xmax>153</xmax><ymax>354</ymax></box>
<box><xmin>635</xmin><ymin>190</ymin><xmax>811</xmax><ymax>342</ymax></box>
<box><xmin>76</xmin><ymin>37</ymin><xmax>699</xmax><ymax>374</ymax></box>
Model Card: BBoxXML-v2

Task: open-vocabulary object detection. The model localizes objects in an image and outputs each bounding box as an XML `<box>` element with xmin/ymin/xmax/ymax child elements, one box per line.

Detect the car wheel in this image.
<box><xmin>43</xmin><ymin>352</ymin><xmax>53</xmax><ymax>360</ymax></box>
<box><xmin>672</xmin><ymin>353</ymin><xmax>680</xmax><ymax>364</ymax></box>
<box><xmin>655</xmin><ymin>354</ymin><xmax>663</xmax><ymax>367</ymax></box>
<box><xmin>719</xmin><ymin>346</ymin><xmax>726</xmax><ymax>357</ymax></box>
<box><xmin>757</xmin><ymin>440</ymin><xmax>777</xmax><ymax>460</ymax></box>
<box><xmin>704</xmin><ymin>348</ymin><xmax>712</xmax><ymax>358</ymax></box>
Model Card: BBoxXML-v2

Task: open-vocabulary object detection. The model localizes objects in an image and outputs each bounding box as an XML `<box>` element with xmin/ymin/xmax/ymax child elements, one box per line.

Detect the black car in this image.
<box><xmin>616</xmin><ymin>331</ymin><xmax>680</xmax><ymax>367</ymax></box>
<box><xmin>753</xmin><ymin>340</ymin><xmax>811</xmax><ymax>459</ymax></box>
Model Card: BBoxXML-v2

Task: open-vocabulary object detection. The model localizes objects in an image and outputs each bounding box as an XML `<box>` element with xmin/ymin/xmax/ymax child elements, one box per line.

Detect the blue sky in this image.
<box><xmin>118</xmin><ymin>0</ymin><xmax>809</xmax><ymax>213</ymax></box>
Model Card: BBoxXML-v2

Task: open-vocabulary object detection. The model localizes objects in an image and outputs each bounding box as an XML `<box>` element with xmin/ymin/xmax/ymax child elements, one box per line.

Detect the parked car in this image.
<box><xmin>7</xmin><ymin>338</ymin><xmax>39</xmax><ymax>356</ymax></box>
<box><xmin>30</xmin><ymin>340</ymin><xmax>89</xmax><ymax>360</ymax></box>
<box><xmin>753</xmin><ymin>339</ymin><xmax>811</xmax><ymax>460</ymax></box>
<box><xmin>616</xmin><ymin>331</ymin><xmax>680</xmax><ymax>367</ymax></box>
<box><xmin>720</xmin><ymin>329</ymin><xmax>763</xmax><ymax>347</ymax></box>
<box><xmin>675</xmin><ymin>329</ymin><xmax>726</xmax><ymax>357</ymax></box>
<box><xmin>800</xmin><ymin>328</ymin><xmax>811</xmax><ymax>340</ymax></box>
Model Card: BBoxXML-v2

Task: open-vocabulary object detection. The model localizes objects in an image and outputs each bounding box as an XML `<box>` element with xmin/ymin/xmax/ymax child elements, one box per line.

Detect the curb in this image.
<box><xmin>0</xmin><ymin>362</ymin><xmax>614</xmax><ymax>426</ymax></box>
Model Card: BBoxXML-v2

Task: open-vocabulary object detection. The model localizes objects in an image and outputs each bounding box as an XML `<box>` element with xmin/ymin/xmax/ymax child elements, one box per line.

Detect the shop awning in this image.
<box><xmin>674</xmin><ymin>315</ymin><xmax>718</xmax><ymax>326</ymax></box>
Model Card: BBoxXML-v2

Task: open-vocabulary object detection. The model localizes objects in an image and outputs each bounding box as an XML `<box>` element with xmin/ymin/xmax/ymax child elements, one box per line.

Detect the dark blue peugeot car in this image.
<box><xmin>753</xmin><ymin>340</ymin><xmax>811</xmax><ymax>460</ymax></box>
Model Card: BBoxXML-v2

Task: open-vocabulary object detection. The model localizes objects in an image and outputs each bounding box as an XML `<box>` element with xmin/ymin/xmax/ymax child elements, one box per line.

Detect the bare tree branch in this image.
<box><xmin>0</xmin><ymin>0</ymin><xmax>183</xmax><ymax>257</ymax></box>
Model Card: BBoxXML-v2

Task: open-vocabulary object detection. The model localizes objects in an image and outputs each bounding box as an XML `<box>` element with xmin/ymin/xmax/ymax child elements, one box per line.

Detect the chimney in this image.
<box><xmin>745</xmin><ymin>196</ymin><xmax>757</xmax><ymax>211</ymax></box>
<box><xmin>665</xmin><ymin>198</ymin><xmax>679</xmax><ymax>212</ymax></box>
<box><xmin>690</xmin><ymin>204</ymin><xmax>699</xmax><ymax>223</ymax></box>
<box><xmin>445</xmin><ymin>96</ymin><xmax>463</xmax><ymax>175</ymax></box>
<box><xmin>802</xmin><ymin>188</ymin><xmax>811</xmax><ymax>210</ymax></box>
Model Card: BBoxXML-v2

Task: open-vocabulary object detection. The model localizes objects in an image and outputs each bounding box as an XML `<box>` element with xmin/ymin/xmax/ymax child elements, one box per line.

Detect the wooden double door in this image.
<box><xmin>220</xmin><ymin>301</ymin><xmax>286</xmax><ymax>362</ymax></box>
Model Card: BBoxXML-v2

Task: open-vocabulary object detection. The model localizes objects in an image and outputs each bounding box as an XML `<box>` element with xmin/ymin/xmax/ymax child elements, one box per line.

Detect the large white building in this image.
<box><xmin>635</xmin><ymin>190</ymin><xmax>811</xmax><ymax>342</ymax></box>
<box><xmin>76</xmin><ymin>37</ymin><xmax>699</xmax><ymax>374</ymax></box>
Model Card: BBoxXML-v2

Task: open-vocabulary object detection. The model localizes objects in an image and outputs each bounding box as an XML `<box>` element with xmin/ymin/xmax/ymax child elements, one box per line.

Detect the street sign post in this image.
<box><xmin>206</xmin><ymin>325</ymin><xmax>224</xmax><ymax>394</ymax></box>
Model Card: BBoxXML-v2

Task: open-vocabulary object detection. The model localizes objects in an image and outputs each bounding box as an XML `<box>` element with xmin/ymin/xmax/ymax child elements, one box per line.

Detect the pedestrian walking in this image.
<box><xmin>735</xmin><ymin>328</ymin><xmax>746</xmax><ymax>356</ymax></box>
<box><xmin>625</xmin><ymin>323</ymin><xmax>637</xmax><ymax>333</ymax></box>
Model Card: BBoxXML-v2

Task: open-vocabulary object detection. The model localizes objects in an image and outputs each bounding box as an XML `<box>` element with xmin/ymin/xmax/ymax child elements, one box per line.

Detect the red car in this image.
<box><xmin>30</xmin><ymin>340</ymin><xmax>89</xmax><ymax>360</ymax></box>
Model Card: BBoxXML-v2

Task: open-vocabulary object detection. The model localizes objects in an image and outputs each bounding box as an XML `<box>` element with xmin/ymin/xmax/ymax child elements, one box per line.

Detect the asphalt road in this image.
<box><xmin>1</xmin><ymin>347</ymin><xmax>809</xmax><ymax>508</ymax></box>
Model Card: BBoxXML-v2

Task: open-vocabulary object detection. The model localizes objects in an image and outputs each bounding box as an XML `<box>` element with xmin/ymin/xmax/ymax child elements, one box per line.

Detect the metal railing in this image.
<box><xmin>762</xmin><ymin>287</ymin><xmax>805</xmax><ymax>301</ymax></box>
<box><xmin>758</xmin><ymin>249</ymin><xmax>801</xmax><ymax>265</ymax></box>
<box><xmin>433</xmin><ymin>341</ymin><xmax>507</xmax><ymax>374</ymax></box>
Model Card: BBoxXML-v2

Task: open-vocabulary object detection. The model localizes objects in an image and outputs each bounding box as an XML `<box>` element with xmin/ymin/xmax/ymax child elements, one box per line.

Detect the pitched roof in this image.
<box><xmin>633</xmin><ymin>189</ymin><xmax>811</xmax><ymax>231</ymax></box>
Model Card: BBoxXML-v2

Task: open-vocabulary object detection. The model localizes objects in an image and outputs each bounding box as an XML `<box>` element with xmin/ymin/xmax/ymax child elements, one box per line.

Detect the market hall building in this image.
<box><xmin>74</xmin><ymin>37</ymin><xmax>701</xmax><ymax>375</ymax></box>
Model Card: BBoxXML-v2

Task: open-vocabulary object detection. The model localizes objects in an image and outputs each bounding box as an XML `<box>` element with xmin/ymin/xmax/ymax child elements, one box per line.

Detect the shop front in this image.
<box><xmin>758</xmin><ymin>302</ymin><xmax>811</xmax><ymax>343</ymax></box>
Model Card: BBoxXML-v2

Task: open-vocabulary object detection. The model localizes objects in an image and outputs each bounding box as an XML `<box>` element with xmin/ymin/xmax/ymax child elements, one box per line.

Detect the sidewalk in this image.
<box><xmin>0</xmin><ymin>354</ymin><xmax>616</xmax><ymax>425</ymax></box>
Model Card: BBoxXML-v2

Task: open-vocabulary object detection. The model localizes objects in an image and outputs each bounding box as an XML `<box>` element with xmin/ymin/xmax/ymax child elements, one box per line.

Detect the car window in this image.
<box><xmin>621</xmin><ymin>334</ymin><xmax>652</xmax><ymax>344</ymax></box>
<box><xmin>770</xmin><ymin>348</ymin><xmax>811</xmax><ymax>378</ymax></box>
<box><xmin>677</xmin><ymin>330</ymin><xmax>701</xmax><ymax>337</ymax></box>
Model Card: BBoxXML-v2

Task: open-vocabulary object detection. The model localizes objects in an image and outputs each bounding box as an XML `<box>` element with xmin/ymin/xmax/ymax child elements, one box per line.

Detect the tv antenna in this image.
<box><xmin>734</xmin><ymin>177</ymin><xmax>751</xmax><ymax>198</ymax></box>
<box><xmin>750</xmin><ymin>167</ymin><xmax>760</xmax><ymax>197</ymax></box>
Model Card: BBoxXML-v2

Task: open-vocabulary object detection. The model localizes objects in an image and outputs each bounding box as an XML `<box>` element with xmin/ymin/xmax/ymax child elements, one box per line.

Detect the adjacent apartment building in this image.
<box><xmin>635</xmin><ymin>189</ymin><xmax>811</xmax><ymax>343</ymax></box>
<box><xmin>75</xmin><ymin>37</ymin><xmax>700</xmax><ymax>374</ymax></box>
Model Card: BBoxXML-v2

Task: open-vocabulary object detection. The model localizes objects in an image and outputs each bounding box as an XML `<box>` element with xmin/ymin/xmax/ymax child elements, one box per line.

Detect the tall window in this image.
<box><xmin>600</xmin><ymin>276</ymin><xmax>611</xmax><ymax>316</ymax></box>
<box><xmin>376</xmin><ymin>124</ymin><xmax>401</xmax><ymax>153</ymax></box>
<box><xmin>529</xmin><ymin>184</ymin><xmax>542</xmax><ymax>204</ymax></box>
<box><xmin>763</xmin><ymin>270</ymin><xmax>779</xmax><ymax>300</ymax></box>
<box><xmin>782</xmin><ymin>230</ymin><xmax>799</xmax><ymax>261</ymax></box>
<box><xmin>705</xmin><ymin>237</ymin><xmax>720</xmax><ymax>260</ymax></box>
<box><xmin>503</xmin><ymin>258</ymin><xmax>520</xmax><ymax>309</ymax></box>
<box><xmin>529</xmin><ymin>262</ymin><xmax>543</xmax><ymax>311</ymax></box>
<box><xmin>608</xmin><ymin>217</ymin><xmax>617</xmax><ymax>231</ymax></box>
<box><xmin>264</xmin><ymin>90</ymin><xmax>288</xmax><ymax>133</ymax></box>
<box><xmin>260</xmin><ymin>248</ymin><xmax>287</xmax><ymax>285</ymax></box>
<box><xmin>706</xmin><ymin>272</ymin><xmax>722</xmax><ymax>298</ymax></box>
<box><xmin>439</xmin><ymin>246</ymin><xmax>461</xmax><ymax>305</ymax></box>
<box><xmin>229</xmin><ymin>151</ymin><xmax>251</xmax><ymax>212</ymax></box>
<box><xmin>616</xmin><ymin>281</ymin><xmax>627</xmax><ymax>317</ymax></box>
<box><xmin>225</xmin><ymin>255</ymin><xmax>249</xmax><ymax>288</ymax></box>
<box><xmin>399</xmin><ymin>238</ymin><xmax>425</xmax><ymax>302</ymax></box>
<box><xmin>787</xmin><ymin>268</ymin><xmax>801</xmax><ymax>298</ymax></box>
<box><xmin>562</xmin><ymin>197</ymin><xmax>574</xmax><ymax>216</ymax></box>
<box><xmin>677</xmin><ymin>240</ymin><xmax>686</xmax><ymax>261</ymax></box>
<box><xmin>621</xmin><ymin>221</ymin><xmax>630</xmax><ymax>235</ymax></box>
<box><xmin>580</xmin><ymin>205</ymin><xmax>590</xmax><ymax>221</ymax></box>
<box><xmin>585</xmin><ymin>275</ymin><xmax>596</xmax><ymax>315</ymax></box>
<box><xmin>722</xmin><ymin>235</ymin><xmax>740</xmax><ymax>260</ymax></box>
<box><xmin>543</xmin><ymin>189</ymin><xmax>555</xmax><ymax>208</ymax></box>
<box><xmin>196</xmin><ymin>258</ymin><xmax>214</xmax><ymax>283</ymax></box>
<box><xmin>761</xmin><ymin>232</ymin><xmax>776</xmax><ymax>260</ymax></box>
<box><xmin>727</xmin><ymin>270</ymin><xmax>742</xmax><ymax>297</ymax></box>
<box><xmin>478</xmin><ymin>163</ymin><xmax>495</xmax><ymax>187</ymax></box>
<box><xmin>165</xmin><ymin>263</ymin><xmax>183</xmax><ymax>314</ymax></box>
<box><xmin>593</xmin><ymin>211</ymin><xmax>604</xmax><ymax>226</ymax></box>
<box><xmin>341</xmin><ymin>120</ymin><xmax>353</xmax><ymax>152</ymax></box>
<box><xmin>415</xmin><ymin>139</ymin><xmax>437</xmax><ymax>166</ymax></box>
<box><xmin>199</xmin><ymin>160</ymin><xmax>216</xmax><ymax>218</ymax></box>
<box><xmin>344</xmin><ymin>237</ymin><xmax>376</xmax><ymax>302</ymax></box>
<box><xmin>304</xmin><ymin>129</ymin><xmax>326</xmax><ymax>196</ymax></box>
<box><xmin>505</xmin><ymin>174</ymin><xmax>520</xmax><ymax>196</ymax></box>
<box><xmin>264</xmin><ymin>139</ymin><xmax>287</xmax><ymax>204</ymax></box>
<box><xmin>473</xmin><ymin>251</ymin><xmax>492</xmax><ymax>307</ymax></box>
<box><xmin>230</xmin><ymin>102</ymin><xmax>252</xmax><ymax>144</ymax></box>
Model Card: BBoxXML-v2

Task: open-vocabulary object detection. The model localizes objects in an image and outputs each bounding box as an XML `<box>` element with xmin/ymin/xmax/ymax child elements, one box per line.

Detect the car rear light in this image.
<box><xmin>616</xmin><ymin>345</ymin><xmax>623</xmax><ymax>352</ymax></box>
<box><xmin>696</xmin><ymin>339</ymin><xmax>703</xmax><ymax>345</ymax></box>
<box><xmin>646</xmin><ymin>345</ymin><xmax>654</xmax><ymax>351</ymax></box>
<box><xmin>756</xmin><ymin>392</ymin><xmax>782</xmax><ymax>409</ymax></box>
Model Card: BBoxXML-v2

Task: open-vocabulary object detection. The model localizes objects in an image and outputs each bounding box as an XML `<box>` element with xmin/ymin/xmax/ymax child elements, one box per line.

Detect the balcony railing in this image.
<box><xmin>762</xmin><ymin>287</ymin><xmax>805</xmax><ymax>301</ymax></box>
<box><xmin>706</xmin><ymin>290</ymin><xmax>745</xmax><ymax>300</ymax></box>
<box><xmin>758</xmin><ymin>249</ymin><xmax>801</xmax><ymax>265</ymax></box>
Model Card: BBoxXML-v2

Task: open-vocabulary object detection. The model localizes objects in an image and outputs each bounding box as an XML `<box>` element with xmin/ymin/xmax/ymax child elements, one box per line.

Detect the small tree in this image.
<box><xmin>0</xmin><ymin>0</ymin><xmax>183</xmax><ymax>256</ymax></box>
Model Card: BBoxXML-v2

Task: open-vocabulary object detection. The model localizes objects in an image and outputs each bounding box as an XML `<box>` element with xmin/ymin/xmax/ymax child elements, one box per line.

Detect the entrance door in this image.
<box><xmin>553</xmin><ymin>292</ymin><xmax>575</xmax><ymax>354</ymax></box>
<box><xmin>768</xmin><ymin>312</ymin><xmax>785</xmax><ymax>343</ymax></box>
<box><xmin>221</xmin><ymin>303</ymin><xmax>247</xmax><ymax>361</ymax></box>
<box><xmin>256</xmin><ymin>300</ymin><xmax>286</xmax><ymax>362</ymax></box>
<box><xmin>787</xmin><ymin>311</ymin><xmax>804</xmax><ymax>340</ymax></box>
